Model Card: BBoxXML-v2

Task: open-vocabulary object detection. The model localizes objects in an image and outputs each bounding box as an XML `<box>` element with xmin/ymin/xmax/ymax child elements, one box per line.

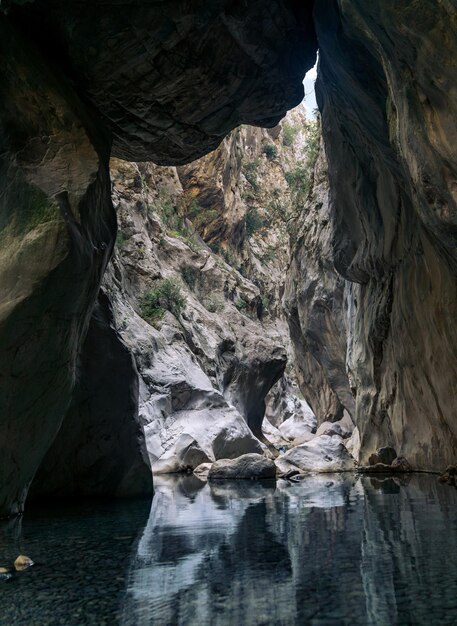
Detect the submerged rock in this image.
<box><xmin>438</xmin><ymin>465</ymin><xmax>457</xmax><ymax>486</ymax></box>
<box><xmin>208</xmin><ymin>454</ymin><xmax>276</xmax><ymax>480</ymax></box>
<box><xmin>14</xmin><ymin>555</ymin><xmax>33</xmax><ymax>571</ymax></box>
<box><xmin>276</xmin><ymin>435</ymin><xmax>357</xmax><ymax>474</ymax></box>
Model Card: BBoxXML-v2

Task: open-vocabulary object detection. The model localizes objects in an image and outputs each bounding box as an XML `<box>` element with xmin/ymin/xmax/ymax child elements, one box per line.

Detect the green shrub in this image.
<box><xmin>181</xmin><ymin>266</ymin><xmax>199</xmax><ymax>289</ymax></box>
<box><xmin>115</xmin><ymin>231</ymin><xmax>126</xmax><ymax>249</ymax></box>
<box><xmin>282</xmin><ymin>122</ymin><xmax>299</xmax><ymax>147</ymax></box>
<box><xmin>209</xmin><ymin>241</ymin><xmax>221</xmax><ymax>254</ymax></box>
<box><xmin>182</xmin><ymin>236</ymin><xmax>202</xmax><ymax>254</ymax></box>
<box><xmin>204</xmin><ymin>295</ymin><xmax>224</xmax><ymax>313</ymax></box>
<box><xmin>262</xmin><ymin>143</ymin><xmax>278</xmax><ymax>160</ymax></box>
<box><xmin>152</xmin><ymin>195</ymin><xmax>186</xmax><ymax>235</ymax></box>
<box><xmin>140</xmin><ymin>278</ymin><xmax>186</xmax><ymax>322</ymax></box>
<box><xmin>245</xmin><ymin>207</ymin><xmax>264</xmax><ymax>237</ymax></box>
<box><xmin>234</xmin><ymin>297</ymin><xmax>247</xmax><ymax>311</ymax></box>
<box><xmin>185</xmin><ymin>199</ymin><xmax>200</xmax><ymax>221</ymax></box>
<box><xmin>222</xmin><ymin>247</ymin><xmax>239</xmax><ymax>268</ymax></box>
<box><xmin>285</xmin><ymin>163</ymin><xmax>310</xmax><ymax>197</ymax></box>
<box><xmin>305</xmin><ymin>119</ymin><xmax>320</xmax><ymax>167</ymax></box>
<box><xmin>242</xmin><ymin>158</ymin><xmax>261</xmax><ymax>191</ymax></box>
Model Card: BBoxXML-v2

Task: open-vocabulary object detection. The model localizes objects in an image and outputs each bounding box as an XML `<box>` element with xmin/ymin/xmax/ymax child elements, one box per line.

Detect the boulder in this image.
<box><xmin>262</xmin><ymin>417</ymin><xmax>289</xmax><ymax>446</ymax></box>
<box><xmin>276</xmin><ymin>435</ymin><xmax>357</xmax><ymax>474</ymax></box>
<box><xmin>212</xmin><ymin>424</ymin><xmax>263</xmax><ymax>460</ymax></box>
<box><xmin>279</xmin><ymin>409</ymin><xmax>316</xmax><ymax>442</ymax></box>
<box><xmin>292</xmin><ymin>432</ymin><xmax>315</xmax><ymax>447</ymax></box>
<box><xmin>208</xmin><ymin>454</ymin><xmax>276</xmax><ymax>480</ymax></box>
<box><xmin>193</xmin><ymin>463</ymin><xmax>213</xmax><ymax>480</ymax></box>
<box><xmin>358</xmin><ymin>456</ymin><xmax>412</xmax><ymax>474</ymax></box>
<box><xmin>438</xmin><ymin>465</ymin><xmax>457</xmax><ymax>485</ymax></box>
<box><xmin>316</xmin><ymin>421</ymin><xmax>345</xmax><ymax>438</ymax></box>
<box><xmin>368</xmin><ymin>447</ymin><xmax>398</xmax><ymax>466</ymax></box>
<box><xmin>175</xmin><ymin>434</ymin><xmax>211</xmax><ymax>469</ymax></box>
<box><xmin>391</xmin><ymin>456</ymin><xmax>412</xmax><ymax>472</ymax></box>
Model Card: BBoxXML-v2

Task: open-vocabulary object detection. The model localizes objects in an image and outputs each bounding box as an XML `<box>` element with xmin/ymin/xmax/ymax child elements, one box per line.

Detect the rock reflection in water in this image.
<box><xmin>121</xmin><ymin>474</ymin><xmax>457</xmax><ymax>626</ymax></box>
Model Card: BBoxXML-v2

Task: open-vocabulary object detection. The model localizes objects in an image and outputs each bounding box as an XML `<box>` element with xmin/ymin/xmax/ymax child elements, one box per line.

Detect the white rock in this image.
<box><xmin>345</xmin><ymin>426</ymin><xmax>361</xmax><ymax>462</ymax></box>
<box><xmin>208</xmin><ymin>453</ymin><xmax>276</xmax><ymax>480</ymax></box>
<box><xmin>261</xmin><ymin>416</ymin><xmax>288</xmax><ymax>445</ymax></box>
<box><xmin>276</xmin><ymin>435</ymin><xmax>357</xmax><ymax>473</ymax></box>
<box><xmin>279</xmin><ymin>402</ymin><xmax>316</xmax><ymax>441</ymax></box>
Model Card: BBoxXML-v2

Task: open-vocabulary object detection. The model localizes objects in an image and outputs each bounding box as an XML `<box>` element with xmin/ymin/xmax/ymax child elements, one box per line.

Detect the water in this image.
<box><xmin>1</xmin><ymin>474</ymin><xmax>457</xmax><ymax>625</ymax></box>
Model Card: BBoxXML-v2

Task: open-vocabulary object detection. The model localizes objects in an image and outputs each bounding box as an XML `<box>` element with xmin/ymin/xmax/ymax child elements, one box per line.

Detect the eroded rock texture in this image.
<box><xmin>314</xmin><ymin>0</ymin><xmax>457</xmax><ymax>468</ymax></box>
<box><xmin>285</xmin><ymin>142</ymin><xmax>354</xmax><ymax>427</ymax></box>
<box><xmin>103</xmin><ymin>158</ymin><xmax>292</xmax><ymax>471</ymax></box>
<box><xmin>9</xmin><ymin>0</ymin><xmax>316</xmax><ymax>164</ymax></box>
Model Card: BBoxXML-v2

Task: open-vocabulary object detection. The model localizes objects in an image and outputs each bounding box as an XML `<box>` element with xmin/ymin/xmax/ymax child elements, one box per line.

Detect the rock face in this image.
<box><xmin>284</xmin><ymin>143</ymin><xmax>354</xmax><ymax>426</ymax></box>
<box><xmin>29</xmin><ymin>292</ymin><xmax>153</xmax><ymax>499</ymax></box>
<box><xmin>9</xmin><ymin>1</ymin><xmax>316</xmax><ymax>164</ymax></box>
<box><xmin>282</xmin><ymin>2</ymin><xmax>457</xmax><ymax>471</ymax></box>
<box><xmin>101</xmin><ymin>153</ymin><xmax>301</xmax><ymax>474</ymax></box>
<box><xmin>27</xmin><ymin>110</ymin><xmax>317</xmax><ymax>490</ymax></box>
<box><xmin>0</xmin><ymin>5</ymin><xmax>316</xmax><ymax>516</ymax></box>
<box><xmin>4</xmin><ymin>0</ymin><xmax>457</xmax><ymax>515</ymax></box>
<box><xmin>312</xmin><ymin>0</ymin><xmax>457</xmax><ymax>469</ymax></box>
<box><xmin>0</xmin><ymin>19</ymin><xmax>115</xmax><ymax>516</ymax></box>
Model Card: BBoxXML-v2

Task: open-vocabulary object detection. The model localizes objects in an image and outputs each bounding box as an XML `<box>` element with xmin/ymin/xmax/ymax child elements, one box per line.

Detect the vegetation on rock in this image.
<box><xmin>262</xmin><ymin>143</ymin><xmax>278</xmax><ymax>161</ymax></box>
<box><xmin>140</xmin><ymin>278</ymin><xmax>186</xmax><ymax>322</ymax></box>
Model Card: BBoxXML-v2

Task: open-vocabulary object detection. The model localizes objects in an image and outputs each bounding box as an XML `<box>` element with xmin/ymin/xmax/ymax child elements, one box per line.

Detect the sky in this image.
<box><xmin>302</xmin><ymin>62</ymin><xmax>318</xmax><ymax>118</ymax></box>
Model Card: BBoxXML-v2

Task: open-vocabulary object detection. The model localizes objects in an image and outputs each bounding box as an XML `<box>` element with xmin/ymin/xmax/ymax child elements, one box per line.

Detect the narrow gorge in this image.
<box><xmin>1</xmin><ymin>1</ymin><xmax>457</xmax><ymax>624</ymax></box>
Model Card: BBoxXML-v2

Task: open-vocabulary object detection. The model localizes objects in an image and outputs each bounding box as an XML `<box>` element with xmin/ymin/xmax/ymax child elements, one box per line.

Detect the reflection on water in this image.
<box><xmin>121</xmin><ymin>474</ymin><xmax>457</xmax><ymax>626</ymax></box>
<box><xmin>1</xmin><ymin>475</ymin><xmax>457</xmax><ymax>625</ymax></box>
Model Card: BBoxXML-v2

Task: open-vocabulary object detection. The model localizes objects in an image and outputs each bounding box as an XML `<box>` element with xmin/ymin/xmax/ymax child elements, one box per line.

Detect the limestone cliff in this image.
<box><xmin>284</xmin><ymin>0</ymin><xmax>457</xmax><ymax>470</ymax></box>
<box><xmin>285</xmin><ymin>139</ymin><xmax>355</xmax><ymax>428</ymax></box>
<box><xmin>313</xmin><ymin>0</ymin><xmax>457</xmax><ymax>470</ymax></box>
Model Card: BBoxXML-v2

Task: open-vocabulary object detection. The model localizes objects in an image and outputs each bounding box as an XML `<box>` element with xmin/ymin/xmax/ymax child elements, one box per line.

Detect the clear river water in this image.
<box><xmin>1</xmin><ymin>473</ymin><xmax>457</xmax><ymax>625</ymax></box>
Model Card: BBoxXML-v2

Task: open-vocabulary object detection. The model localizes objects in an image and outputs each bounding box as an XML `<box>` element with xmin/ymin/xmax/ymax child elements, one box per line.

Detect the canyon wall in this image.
<box><xmin>31</xmin><ymin>110</ymin><xmax>317</xmax><ymax>493</ymax></box>
<box><xmin>304</xmin><ymin>0</ymin><xmax>457</xmax><ymax>469</ymax></box>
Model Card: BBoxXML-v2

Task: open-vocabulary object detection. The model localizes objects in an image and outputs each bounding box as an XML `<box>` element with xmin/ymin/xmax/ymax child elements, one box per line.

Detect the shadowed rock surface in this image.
<box><xmin>3</xmin><ymin>0</ymin><xmax>457</xmax><ymax>515</ymax></box>
<box><xmin>314</xmin><ymin>0</ymin><xmax>457</xmax><ymax>469</ymax></box>
<box><xmin>8</xmin><ymin>0</ymin><xmax>316</xmax><ymax>164</ymax></box>
<box><xmin>0</xmin><ymin>19</ymin><xmax>115</xmax><ymax>516</ymax></box>
<box><xmin>285</xmin><ymin>142</ymin><xmax>354</xmax><ymax>426</ymax></box>
<box><xmin>29</xmin><ymin>292</ymin><xmax>153</xmax><ymax>499</ymax></box>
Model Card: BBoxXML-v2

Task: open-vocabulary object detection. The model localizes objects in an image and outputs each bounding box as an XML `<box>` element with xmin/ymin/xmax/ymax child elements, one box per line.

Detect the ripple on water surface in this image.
<box><xmin>1</xmin><ymin>474</ymin><xmax>457</xmax><ymax>625</ymax></box>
